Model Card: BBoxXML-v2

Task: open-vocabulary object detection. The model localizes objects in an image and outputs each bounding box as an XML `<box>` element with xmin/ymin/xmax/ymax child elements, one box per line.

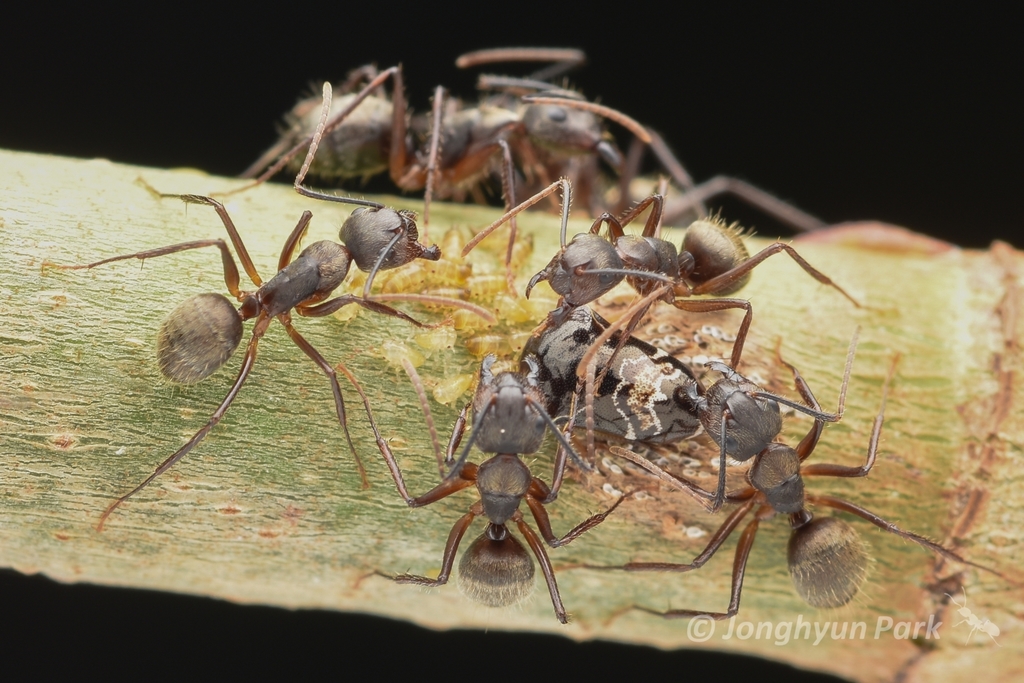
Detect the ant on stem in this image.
<box><xmin>375</xmin><ymin>354</ymin><xmax>627</xmax><ymax>623</ymax></box>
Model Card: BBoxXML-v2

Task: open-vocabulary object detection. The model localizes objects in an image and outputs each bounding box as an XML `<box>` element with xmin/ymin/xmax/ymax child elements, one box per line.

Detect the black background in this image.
<box><xmin>2</xmin><ymin>5</ymin><xmax>1020</xmax><ymax>682</ymax></box>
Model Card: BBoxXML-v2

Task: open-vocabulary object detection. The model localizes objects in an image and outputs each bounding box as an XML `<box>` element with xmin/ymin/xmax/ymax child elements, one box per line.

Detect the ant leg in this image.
<box><xmin>444</xmin><ymin>405</ymin><xmax>469</xmax><ymax>470</ymax></box>
<box><xmin>512</xmin><ymin>514</ymin><xmax>569</xmax><ymax>624</ymax></box>
<box><xmin>298</xmin><ymin>294</ymin><xmax>429</xmax><ymax>328</ymax></box>
<box><xmin>524</xmin><ymin>490</ymin><xmax>628</xmax><ymax>548</ymax></box>
<box><xmin>663</xmin><ymin>176</ymin><xmax>827</xmax><ymax>233</ymax></box>
<box><xmin>610</xmin><ymin>499</ymin><xmax>757</xmax><ymax>573</ymax></box>
<box><xmin>299</xmin><ymin>291</ymin><xmax>495</xmax><ymax>326</ymax></box>
<box><xmin>690</xmin><ymin>240</ymin><xmax>859</xmax><ymax>308</ymax></box>
<box><xmin>278</xmin><ymin>314</ymin><xmax>369</xmax><ymax>489</ymax></box>
<box><xmin>418</xmin><ymin>85</ymin><xmax>446</xmax><ymax>235</ymax></box>
<box><xmin>277</xmin><ymin>210</ymin><xmax>314</xmax><ymax>272</ymax></box>
<box><xmin>672</xmin><ymin>297</ymin><xmax>753</xmax><ymax>369</ymax></box>
<box><xmin>96</xmin><ymin>315</ymin><xmax>271</xmax><ymax>530</ymax></box>
<box><xmin>399</xmin><ymin>358</ymin><xmax>445</xmax><ymax>478</ymax></box>
<box><xmin>801</xmin><ymin>352</ymin><xmax>897</xmax><ymax>471</ymax></box>
<box><xmin>639</xmin><ymin>515</ymin><xmax>761</xmax><ymax>621</ymax></box>
<box><xmin>59</xmin><ymin>239</ymin><xmax>247</xmax><ymax>300</ymax></box>
<box><xmin>497</xmin><ymin>138</ymin><xmax>520</xmax><ymax>294</ymax></box>
<box><xmin>608</xmin><ymin>445</ymin><xmax>719</xmax><ymax>509</ymax></box>
<box><xmin>539</xmin><ymin>388</ymin><xmax>578</xmax><ymax>503</ymax></box>
<box><xmin>647</xmin><ymin>130</ymin><xmax>699</xmax><ymax>195</ymax></box>
<box><xmin>462</xmin><ymin>178</ymin><xmax>571</xmax><ymax>256</ymax></box>
<box><xmin>168</xmin><ymin>194</ymin><xmax>264</xmax><ymax>288</ymax></box>
<box><xmin>805</xmin><ymin>495</ymin><xmax>1011</xmax><ymax>581</ymax></box>
<box><xmin>392</xmin><ymin>508</ymin><xmax>478</xmax><ymax>587</ymax></box>
<box><xmin>612</xmin><ymin>136</ymin><xmax>649</xmax><ymax>216</ymax></box>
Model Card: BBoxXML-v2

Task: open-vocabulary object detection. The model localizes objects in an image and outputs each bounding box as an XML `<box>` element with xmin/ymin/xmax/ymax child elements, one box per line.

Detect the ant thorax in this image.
<box><xmin>522</xmin><ymin>306</ymin><xmax>701</xmax><ymax>444</ymax></box>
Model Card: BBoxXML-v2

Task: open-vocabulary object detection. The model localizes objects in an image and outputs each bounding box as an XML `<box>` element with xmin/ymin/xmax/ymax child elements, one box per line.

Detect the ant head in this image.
<box><xmin>527</xmin><ymin>233</ymin><xmax>623</xmax><ymax>306</ymax></box>
<box><xmin>340</xmin><ymin>207</ymin><xmax>440</xmax><ymax>275</ymax></box>
<box><xmin>681</xmin><ymin>218</ymin><xmax>750</xmax><ymax>293</ymax></box>
<box><xmin>787</xmin><ymin>516</ymin><xmax>868</xmax><ymax>608</ymax></box>
<box><xmin>750</xmin><ymin>443</ymin><xmax>805</xmax><ymax>513</ymax></box>
<box><xmin>700</xmin><ymin>374</ymin><xmax>783</xmax><ymax>462</ymax></box>
<box><xmin>471</xmin><ymin>355</ymin><xmax>548</xmax><ymax>455</ymax></box>
<box><xmin>458</xmin><ymin>524</ymin><xmax>535</xmax><ymax>608</ymax></box>
<box><xmin>157</xmin><ymin>293</ymin><xmax>242</xmax><ymax>385</ymax></box>
<box><xmin>521</xmin><ymin>97</ymin><xmax>609</xmax><ymax>159</ymax></box>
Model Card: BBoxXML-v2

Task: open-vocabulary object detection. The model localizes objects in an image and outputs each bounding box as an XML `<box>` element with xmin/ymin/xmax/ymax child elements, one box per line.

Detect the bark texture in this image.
<box><xmin>1</xmin><ymin>149</ymin><xmax>1021</xmax><ymax>682</ymax></box>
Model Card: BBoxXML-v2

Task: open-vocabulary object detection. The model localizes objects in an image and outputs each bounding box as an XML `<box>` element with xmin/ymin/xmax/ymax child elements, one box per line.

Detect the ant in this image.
<box><xmin>604</xmin><ymin>354</ymin><xmax>1010</xmax><ymax>618</ymax></box>
<box><xmin>239</xmin><ymin>54</ymin><xmax>649</xmax><ymax>238</ymax></box>
<box><xmin>56</xmin><ymin>173</ymin><xmax>479</xmax><ymax>528</ymax></box>
<box><xmin>946</xmin><ymin>587</ymin><xmax>1001</xmax><ymax>645</ymax></box>
<box><xmin>375</xmin><ymin>354</ymin><xmax>626</xmax><ymax>623</ymax></box>
<box><xmin>523</xmin><ymin>305</ymin><xmax>851</xmax><ymax>512</ymax></box>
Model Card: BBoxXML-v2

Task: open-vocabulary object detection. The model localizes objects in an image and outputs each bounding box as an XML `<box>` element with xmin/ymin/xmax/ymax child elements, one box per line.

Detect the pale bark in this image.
<box><xmin>1</xmin><ymin>149</ymin><xmax>1021</xmax><ymax>682</ymax></box>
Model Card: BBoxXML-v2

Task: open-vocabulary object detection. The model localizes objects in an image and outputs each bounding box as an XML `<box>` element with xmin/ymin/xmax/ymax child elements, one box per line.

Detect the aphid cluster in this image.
<box><xmin>54</xmin><ymin>48</ymin><xmax>1010</xmax><ymax>626</ymax></box>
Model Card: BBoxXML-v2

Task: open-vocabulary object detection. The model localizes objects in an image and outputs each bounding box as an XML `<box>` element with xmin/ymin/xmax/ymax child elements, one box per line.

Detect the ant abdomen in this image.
<box><xmin>458</xmin><ymin>525</ymin><xmax>535</xmax><ymax>608</ymax></box>
<box><xmin>787</xmin><ymin>516</ymin><xmax>869</xmax><ymax>608</ymax></box>
<box><xmin>682</xmin><ymin>218</ymin><xmax>751</xmax><ymax>293</ymax></box>
<box><xmin>291</xmin><ymin>91</ymin><xmax>395</xmax><ymax>181</ymax></box>
<box><xmin>157</xmin><ymin>293</ymin><xmax>242</xmax><ymax>385</ymax></box>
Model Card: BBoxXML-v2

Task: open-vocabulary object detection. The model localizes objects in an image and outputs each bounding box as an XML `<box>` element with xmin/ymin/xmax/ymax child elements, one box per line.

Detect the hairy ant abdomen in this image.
<box><xmin>157</xmin><ymin>293</ymin><xmax>243</xmax><ymax>385</ymax></box>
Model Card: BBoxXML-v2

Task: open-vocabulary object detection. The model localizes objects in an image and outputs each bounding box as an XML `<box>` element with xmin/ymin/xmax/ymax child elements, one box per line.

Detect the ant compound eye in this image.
<box><xmin>545</xmin><ymin>106</ymin><xmax>567</xmax><ymax>123</ymax></box>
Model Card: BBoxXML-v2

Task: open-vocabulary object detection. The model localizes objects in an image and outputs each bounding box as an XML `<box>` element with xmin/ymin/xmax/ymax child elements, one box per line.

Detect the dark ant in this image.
<box><xmin>522</xmin><ymin>305</ymin><xmax>851</xmax><ymax>512</ymax></box>
<box><xmin>375</xmin><ymin>354</ymin><xmax>626</xmax><ymax>623</ymax></box>
<box><xmin>605</xmin><ymin>355</ymin><xmax>1011</xmax><ymax>618</ymax></box>
<box><xmin>240</xmin><ymin>54</ymin><xmax>648</xmax><ymax>239</ymax></box>
<box><xmin>57</xmin><ymin>182</ymin><xmax>470</xmax><ymax>529</ymax></box>
<box><xmin>465</xmin><ymin>178</ymin><xmax>855</xmax><ymax>458</ymax></box>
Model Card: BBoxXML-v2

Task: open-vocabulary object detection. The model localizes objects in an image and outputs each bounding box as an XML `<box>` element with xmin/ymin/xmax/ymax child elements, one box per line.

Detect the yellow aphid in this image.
<box><xmin>381</xmin><ymin>340</ymin><xmax>425</xmax><ymax>368</ymax></box>
<box><xmin>466</xmin><ymin>274</ymin><xmax>508</xmax><ymax>300</ymax></box>
<box><xmin>381</xmin><ymin>263</ymin><xmax>427</xmax><ymax>294</ymax></box>
<box><xmin>433</xmin><ymin>373</ymin><xmax>474</xmax><ymax>406</ymax></box>
<box><xmin>414</xmin><ymin>326</ymin><xmax>457</xmax><ymax>351</ymax></box>
<box><xmin>452</xmin><ymin>307</ymin><xmax>495</xmax><ymax>331</ymax></box>
<box><xmin>465</xmin><ymin>334</ymin><xmax>510</xmax><ymax>358</ymax></box>
<box><xmin>332</xmin><ymin>304</ymin><xmax>360</xmax><ymax>323</ymax></box>
<box><xmin>508</xmin><ymin>331</ymin><xmax>534</xmax><ymax>353</ymax></box>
